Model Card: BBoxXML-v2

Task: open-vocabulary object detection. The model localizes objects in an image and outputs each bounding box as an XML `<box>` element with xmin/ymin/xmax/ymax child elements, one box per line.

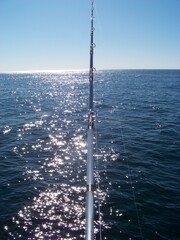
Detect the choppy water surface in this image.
<box><xmin>0</xmin><ymin>70</ymin><xmax>179</xmax><ymax>239</ymax></box>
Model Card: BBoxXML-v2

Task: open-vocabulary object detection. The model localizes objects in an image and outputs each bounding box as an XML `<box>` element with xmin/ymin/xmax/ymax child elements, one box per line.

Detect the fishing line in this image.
<box><xmin>93</xmin><ymin>0</ymin><xmax>103</xmax><ymax>33</ymax></box>
<box><xmin>94</xmin><ymin>110</ymin><xmax>103</xmax><ymax>240</ymax></box>
<box><xmin>119</xmin><ymin>123</ymin><xmax>144</xmax><ymax>240</ymax></box>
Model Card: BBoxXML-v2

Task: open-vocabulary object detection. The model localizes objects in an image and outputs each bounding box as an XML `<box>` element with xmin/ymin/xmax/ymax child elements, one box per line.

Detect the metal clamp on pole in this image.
<box><xmin>88</xmin><ymin>111</ymin><xmax>94</xmax><ymax>129</ymax></box>
<box><xmin>86</xmin><ymin>184</ymin><xmax>96</xmax><ymax>192</ymax></box>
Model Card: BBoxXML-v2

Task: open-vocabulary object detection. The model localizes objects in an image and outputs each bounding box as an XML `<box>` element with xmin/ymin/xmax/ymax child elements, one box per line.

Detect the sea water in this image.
<box><xmin>0</xmin><ymin>70</ymin><xmax>179</xmax><ymax>239</ymax></box>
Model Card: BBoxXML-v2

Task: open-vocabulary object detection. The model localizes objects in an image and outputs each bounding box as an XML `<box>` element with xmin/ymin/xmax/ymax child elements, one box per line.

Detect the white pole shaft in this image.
<box><xmin>86</xmin><ymin>0</ymin><xmax>95</xmax><ymax>239</ymax></box>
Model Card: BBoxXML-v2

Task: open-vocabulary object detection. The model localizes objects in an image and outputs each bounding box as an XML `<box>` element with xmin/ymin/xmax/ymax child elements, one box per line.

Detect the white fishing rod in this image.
<box><xmin>86</xmin><ymin>0</ymin><xmax>95</xmax><ymax>239</ymax></box>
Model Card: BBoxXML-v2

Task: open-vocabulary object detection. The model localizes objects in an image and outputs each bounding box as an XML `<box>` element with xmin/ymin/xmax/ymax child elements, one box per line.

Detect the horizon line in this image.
<box><xmin>0</xmin><ymin>68</ymin><xmax>180</xmax><ymax>74</ymax></box>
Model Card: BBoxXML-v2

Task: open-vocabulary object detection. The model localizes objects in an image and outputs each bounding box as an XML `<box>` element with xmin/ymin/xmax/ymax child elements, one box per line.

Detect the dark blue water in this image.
<box><xmin>0</xmin><ymin>70</ymin><xmax>179</xmax><ymax>240</ymax></box>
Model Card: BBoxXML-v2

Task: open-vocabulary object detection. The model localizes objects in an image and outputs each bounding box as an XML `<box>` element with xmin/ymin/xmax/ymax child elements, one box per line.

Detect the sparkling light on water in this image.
<box><xmin>1</xmin><ymin>70</ymin><xmax>179</xmax><ymax>239</ymax></box>
<box><xmin>2</xmin><ymin>72</ymin><xmax>109</xmax><ymax>239</ymax></box>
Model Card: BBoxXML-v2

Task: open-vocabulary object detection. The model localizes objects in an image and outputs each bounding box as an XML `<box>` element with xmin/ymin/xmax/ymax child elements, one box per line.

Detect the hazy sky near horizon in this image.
<box><xmin>0</xmin><ymin>0</ymin><xmax>180</xmax><ymax>72</ymax></box>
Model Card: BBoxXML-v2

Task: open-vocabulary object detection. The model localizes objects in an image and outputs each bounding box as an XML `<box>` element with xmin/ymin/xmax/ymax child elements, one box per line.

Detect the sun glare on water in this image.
<box><xmin>2</xmin><ymin>69</ymin><xmax>89</xmax><ymax>74</ymax></box>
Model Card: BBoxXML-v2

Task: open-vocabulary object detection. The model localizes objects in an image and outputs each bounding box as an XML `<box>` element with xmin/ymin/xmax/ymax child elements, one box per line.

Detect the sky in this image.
<box><xmin>0</xmin><ymin>0</ymin><xmax>180</xmax><ymax>72</ymax></box>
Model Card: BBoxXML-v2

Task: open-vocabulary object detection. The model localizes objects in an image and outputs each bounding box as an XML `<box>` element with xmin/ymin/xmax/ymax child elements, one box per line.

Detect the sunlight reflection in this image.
<box><xmin>4</xmin><ymin>71</ymin><xmax>114</xmax><ymax>239</ymax></box>
<box><xmin>9</xmin><ymin>184</ymin><xmax>86</xmax><ymax>239</ymax></box>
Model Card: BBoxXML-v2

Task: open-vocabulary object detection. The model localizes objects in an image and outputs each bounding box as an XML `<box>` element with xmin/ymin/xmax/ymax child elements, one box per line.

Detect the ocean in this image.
<box><xmin>0</xmin><ymin>70</ymin><xmax>179</xmax><ymax>240</ymax></box>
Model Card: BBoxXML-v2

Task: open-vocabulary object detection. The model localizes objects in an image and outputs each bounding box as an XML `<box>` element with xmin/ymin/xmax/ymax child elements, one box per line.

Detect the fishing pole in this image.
<box><xmin>86</xmin><ymin>0</ymin><xmax>95</xmax><ymax>239</ymax></box>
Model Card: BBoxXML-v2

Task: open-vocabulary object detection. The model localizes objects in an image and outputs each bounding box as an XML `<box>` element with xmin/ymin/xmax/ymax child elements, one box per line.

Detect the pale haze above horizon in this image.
<box><xmin>0</xmin><ymin>0</ymin><xmax>180</xmax><ymax>72</ymax></box>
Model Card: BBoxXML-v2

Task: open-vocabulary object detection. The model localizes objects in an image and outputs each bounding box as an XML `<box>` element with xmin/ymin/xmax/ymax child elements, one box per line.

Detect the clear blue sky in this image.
<box><xmin>0</xmin><ymin>0</ymin><xmax>180</xmax><ymax>72</ymax></box>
